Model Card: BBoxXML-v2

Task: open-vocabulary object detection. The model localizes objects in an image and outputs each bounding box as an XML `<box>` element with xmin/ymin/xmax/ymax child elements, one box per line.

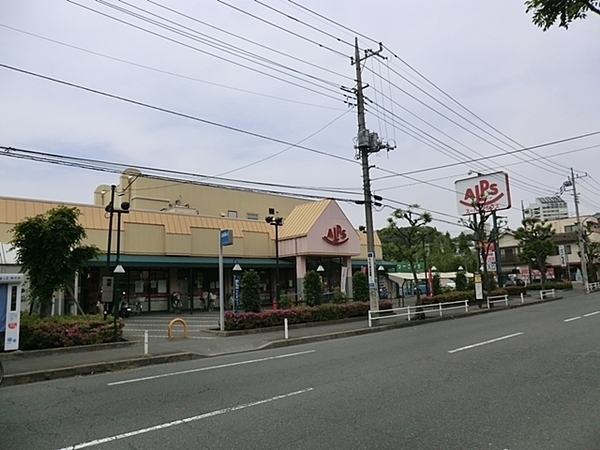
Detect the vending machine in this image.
<box><xmin>0</xmin><ymin>274</ymin><xmax>25</xmax><ymax>351</ymax></box>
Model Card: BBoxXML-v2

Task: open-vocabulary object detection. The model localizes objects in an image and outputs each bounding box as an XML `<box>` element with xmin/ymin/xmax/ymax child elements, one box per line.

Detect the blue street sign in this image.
<box><xmin>220</xmin><ymin>229</ymin><xmax>233</xmax><ymax>246</ymax></box>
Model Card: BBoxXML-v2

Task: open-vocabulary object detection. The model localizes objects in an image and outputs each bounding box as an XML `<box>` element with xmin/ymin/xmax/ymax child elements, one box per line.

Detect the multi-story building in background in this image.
<box><xmin>524</xmin><ymin>197</ymin><xmax>569</xmax><ymax>221</ymax></box>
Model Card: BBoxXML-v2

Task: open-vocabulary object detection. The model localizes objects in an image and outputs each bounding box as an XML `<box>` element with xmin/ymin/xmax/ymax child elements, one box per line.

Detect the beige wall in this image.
<box><xmin>94</xmin><ymin>169</ymin><xmax>309</xmax><ymax>222</ymax></box>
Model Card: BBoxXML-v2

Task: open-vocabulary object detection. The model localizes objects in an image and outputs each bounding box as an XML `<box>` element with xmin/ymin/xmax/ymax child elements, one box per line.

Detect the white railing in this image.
<box><xmin>368</xmin><ymin>300</ymin><xmax>469</xmax><ymax>327</ymax></box>
<box><xmin>539</xmin><ymin>289</ymin><xmax>556</xmax><ymax>299</ymax></box>
<box><xmin>487</xmin><ymin>294</ymin><xmax>509</xmax><ymax>309</ymax></box>
<box><xmin>587</xmin><ymin>282</ymin><xmax>600</xmax><ymax>293</ymax></box>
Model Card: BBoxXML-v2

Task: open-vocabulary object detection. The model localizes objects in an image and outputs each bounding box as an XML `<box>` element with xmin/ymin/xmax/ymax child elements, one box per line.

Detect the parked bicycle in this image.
<box><xmin>171</xmin><ymin>292</ymin><xmax>183</xmax><ymax>314</ymax></box>
<box><xmin>131</xmin><ymin>299</ymin><xmax>143</xmax><ymax>316</ymax></box>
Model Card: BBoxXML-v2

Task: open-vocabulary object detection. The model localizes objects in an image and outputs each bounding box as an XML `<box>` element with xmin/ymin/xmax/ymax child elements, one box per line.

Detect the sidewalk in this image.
<box><xmin>0</xmin><ymin>291</ymin><xmax>572</xmax><ymax>387</ymax></box>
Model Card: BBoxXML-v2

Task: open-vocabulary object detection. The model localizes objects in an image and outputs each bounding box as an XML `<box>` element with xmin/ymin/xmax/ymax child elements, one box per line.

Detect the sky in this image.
<box><xmin>1</xmin><ymin>1</ymin><xmax>599</xmax><ymax>235</ymax></box>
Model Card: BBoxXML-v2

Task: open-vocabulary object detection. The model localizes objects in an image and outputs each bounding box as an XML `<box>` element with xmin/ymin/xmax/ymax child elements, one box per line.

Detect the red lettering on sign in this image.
<box><xmin>460</xmin><ymin>179</ymin><xmax>503</xmax><ymax>208</ymax></box>
<box><xmin>323</xmin><ymin>224</ymin><xmax>349</xmax><ymax>245</ymax></box>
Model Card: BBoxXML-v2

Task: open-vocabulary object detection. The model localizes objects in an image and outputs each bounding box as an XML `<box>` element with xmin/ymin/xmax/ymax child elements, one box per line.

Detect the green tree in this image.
<box><xmin>455</xmin><ymin>269</ymin><xmax>468</xmax><ymax>291</ymax></box>
<box><xmin>10</xmin><ymin>206</ymin><xmax>99</xmax><ymax>317</ymax></box>
<box><xmin>525</xmin><ymin>0</ymin><xmax>600</xmax><ymax>30</ymax></box>
<box><xmin>303</xmin><ymin>270</ymin><xmax>323</xmax><ymax>307</ymax></box>
<box><xmin>352</xmin><ymin>271</ymin><xmax>369</xmax><ymax>302</ymax></box>
<box><xmin>240</xmin><ymin>269</ymin><xmax>261</xmax><ymax>312</ymax></box>
<box><xmin>514</xmin><ymin>217</ymin><xmax>556</xmax><ymax>289</ymax></box>
<box><xmin>384</xmin><ymin>205</ymin><xmax>432</xmax><ymax>305</ymax></box>
<box><xmin>432</xmin><ymin>273</ymin><xmax>442</xmax><ymax>296</ymax></box>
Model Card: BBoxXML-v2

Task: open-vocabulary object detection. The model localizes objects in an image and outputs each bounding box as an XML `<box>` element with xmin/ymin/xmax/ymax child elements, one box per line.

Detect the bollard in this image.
<box><xmin>284</xmin><ymin>318</ymin><xmax>288</xmax><ymax>339</ymax></box>
<box><xmin>144</xmin><ymin>330</ymin><xmax>149</xmax><ymax>356</ymax></box>
<box><xmin>521</xmin><ymin>292</ymin><xmax>524</xmax><ymax>304</ymax></box>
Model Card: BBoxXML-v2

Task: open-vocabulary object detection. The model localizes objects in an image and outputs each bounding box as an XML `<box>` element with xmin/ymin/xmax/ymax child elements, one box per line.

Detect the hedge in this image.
<box><xmin>19</xmin><ymin>313</ymin><xmax>124</xmax><ymax>350</ymax></box>
<box><xmin>423</xmin><ymin>289</ymin><xmax>510</xmax><ymax>305</ymax></box>
<box><xmin>527</xmin><ymin>281</ymin><xmax>573</xmax><ymax>290</ymax></box>
<box><xmin>224</xmin><ymin>300</ymin><xmax>393</xmax><ymax>331</ymax></box>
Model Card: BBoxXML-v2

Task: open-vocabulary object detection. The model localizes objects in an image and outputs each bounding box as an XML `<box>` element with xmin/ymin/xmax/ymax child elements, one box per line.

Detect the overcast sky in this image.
<box><xmin>1</xmin><ymin>1</ymin><xmax>599</xmax><ymax>234</ymax></box>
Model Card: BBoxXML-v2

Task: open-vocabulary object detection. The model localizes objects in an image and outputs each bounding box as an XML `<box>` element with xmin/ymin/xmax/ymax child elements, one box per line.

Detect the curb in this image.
<box><xmin>0</xmin><ymin>340</ymin><xmax>138</xmax><ymax>361</ymax></box>
<box><xmin>1</xmin><ymin>351</ymin><xmax>205</xmax><ymax>387</ymax></box>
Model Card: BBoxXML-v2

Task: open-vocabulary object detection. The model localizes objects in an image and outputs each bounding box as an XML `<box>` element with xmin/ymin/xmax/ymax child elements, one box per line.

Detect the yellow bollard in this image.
<box><xmin>167</xmin><ymin>318</ymin><xmax>188</xmax><ymax>339</ymax></box>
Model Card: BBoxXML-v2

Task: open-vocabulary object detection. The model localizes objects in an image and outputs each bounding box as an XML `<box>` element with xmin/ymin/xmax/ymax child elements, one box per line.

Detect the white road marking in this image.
<box><xmin>107</xmin><ymin>350</ymin><xmax>315</xmax><ymax>386</ymax></box>
<box><xmin>55</xmin><ymin>388</ymin><xmax>313</xmax><ymax>450</ymax></box>
<box><xmin>583</xmin><ymin>311</ymin><xmax>600</xmax><ymax>317</ymax></box>
<box><xmin>564</xmin><ymin>316</ymin><xmax>582</xmax><ymax>322</ymax></box>
<box><xmin>448</xmin><ymin>332</ymin><xmax>524</xmax><ymax>354</ymax></box>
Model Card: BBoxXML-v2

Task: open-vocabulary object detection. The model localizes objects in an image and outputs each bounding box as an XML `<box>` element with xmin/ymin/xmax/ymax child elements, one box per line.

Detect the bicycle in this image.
<box><xmin>131</xmin><ymin>299</ymin><xmax>143</xmax><ymax>316</ymax></box>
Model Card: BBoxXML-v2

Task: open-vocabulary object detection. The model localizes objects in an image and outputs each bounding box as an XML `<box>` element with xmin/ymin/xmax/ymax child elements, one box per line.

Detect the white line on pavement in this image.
<box><xmin>55</xmin><ymin>388</ymin><xmax>313</xmax><ymax>450</ymax></box>
<box><xmin>447</xmin><ymin>332</ymin><xmax>524</xmax><ymax>354</ymax></box>
<box><xmin>583</xmin><ymin>311</ymin><xmax>600</xmax><ymax>317</ymax></box>
<box><xmin>107</xmin><ymin>350</ymin><xmax>316</xmax><ymax>386</ymax></box>
<box><xmin>564</xmin><ymin>316</ymin><xmax>582</xmax><ymax>322</ymax></box>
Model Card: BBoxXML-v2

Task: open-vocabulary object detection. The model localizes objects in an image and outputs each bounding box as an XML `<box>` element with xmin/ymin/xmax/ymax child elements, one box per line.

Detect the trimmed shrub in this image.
<box><xmin>505</xmin><ymin>285</ymin><xmax>528</xmax><ymax>296</ymax></box>
<box><xmin>304</xmin><ymin>270</ymin><xmax>323</xmax><ymax>306</ymax></box>
<box><xmin>224</xmin><ymin>300</ymin><xmax>393</xmax><ymax>331</ymax></box>
<box><xmin>19</xmin><ymin>313</ymin><xmax>123</xmax><ymax>350</ymax></box>
<box><xmin>352</xmin><ymin>271</ymin><xmax>369</xmax><ymax>302</ymax></box>
<box><xmin>241</xmin><ymin>269</ymin><xmax>262</xmax><ymax>312</ymax></box>
<box><xmin>527</xmin><ymin>281</ymin><xmax>573</xmax><ymax>290</ymax></box>
<box><xmin>278</xmin><ymin>293</ymin><xmax>292</xmax><ymax>309</ymax></box>
<box><xmin>331</xmin><ymin>287</ymin><xmax>348</xmax><ymax>304</ymax></box>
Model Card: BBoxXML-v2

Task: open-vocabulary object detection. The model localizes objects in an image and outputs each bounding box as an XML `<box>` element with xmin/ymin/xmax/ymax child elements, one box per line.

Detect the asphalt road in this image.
<box><xmin>2</xmin><ymin>293</ymin><xmax>599</xmax><ymax>450</ymax></box>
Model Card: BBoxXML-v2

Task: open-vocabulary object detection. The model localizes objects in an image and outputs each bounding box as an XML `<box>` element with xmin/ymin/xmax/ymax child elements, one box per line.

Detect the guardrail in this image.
<box><xmin>368</xmin><ymin>300</ymin><xmax>469</xmax><ymax>327</ymax></box>
<box><xmin>539</xmin><ymin>289</ymin><xmax>556</xmax><ymax>300</ymax></box>
<box><xmin>487</xmin><ymin>294</ymin><xmax>509</xmax><ymax>309</ymax></box>
<box><xmin>587</xmin><ymin>282</ymin><xmax>600</xmax><ymax>293</ymax></box>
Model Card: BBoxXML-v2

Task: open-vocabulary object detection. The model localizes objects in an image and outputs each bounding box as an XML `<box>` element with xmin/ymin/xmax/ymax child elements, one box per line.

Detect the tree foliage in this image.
<box><xmin>303</xmin><ymin>270</ymin><xmax>323</xmax><ymax>307</ymax></box>
<box><xmin>352</xmin><ymin>271</ymin><xmax>369</xmax><ymax>302</ymax></box>
<box><xmin>10</xmin><ymin>206</ymin><xmax>99</xmax><ymax>317</ymax></box>
<box><xmin>383</xmin><ymin>205</ymin><xmax>432</xmax><ymax>303</ymax></box>
<box><xmin>525</xmin><ymin>0</ymin><xmax>600</xmax><ymax>30</ymax></box>
<box><xmin>241</xmin><ymin>269</ymin><xmax>262</xmax><ymax>312</ymax></box>
<box><xmin>514</xmin><ymin>217</ymin><xmax>556</xmax><ymax>289</ymax></box>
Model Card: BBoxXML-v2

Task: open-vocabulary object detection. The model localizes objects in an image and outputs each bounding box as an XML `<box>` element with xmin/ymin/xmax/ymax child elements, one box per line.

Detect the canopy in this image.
<box><xmin>388</xmin><ymin>271</ymin><xmax>473</xmax><ymax>284</ymax></box>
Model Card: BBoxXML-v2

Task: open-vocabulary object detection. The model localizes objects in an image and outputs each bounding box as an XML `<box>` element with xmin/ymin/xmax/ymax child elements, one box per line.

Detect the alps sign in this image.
<box><xmin>323</xmin><ymin>224</ymin><xmax>349</xmax><ymax>245</ymax></box>
<box><xmin>455</xmin><ymin>172</ymin><xmax>511</xmax><ymax>215</ymax></box>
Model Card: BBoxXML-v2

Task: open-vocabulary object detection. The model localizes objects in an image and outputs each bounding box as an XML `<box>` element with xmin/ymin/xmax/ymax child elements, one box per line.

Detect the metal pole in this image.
<box><xmin>275</xmin><ymin>222</ymin><xmax>280</xmax><ymax>304</ymax></box>
<box><xmin>105</xmin><ymin>185</ymin><xmax>116</xmax><ymax>269</ymax></box>
<box><xmin>144</xmin><ymin>330</ymin><xmax>148</xmax><ymax>356</ymax></box>
<box><xmin>571</xmin><ymin>168</ymin><xmax>589</xmax><ymax>289</ymax></box>
<box><xmin>355</xmin><ymin>38</ymin><xmax>378</xmax><ymax>312</ymax></box>
<box><xmin>493</xmin><ymin>211</ymin><xmax>502</xmax><ymax>287</ymax></box>
<box><xmin>113</xmin><ymin>211</ymin><xmax>122</xmax><ymax>341</ymax></box>
<box><xmin>219</xmin><ymin>236</ymin><xmax>224</xmax><ymax>332</ymax></box>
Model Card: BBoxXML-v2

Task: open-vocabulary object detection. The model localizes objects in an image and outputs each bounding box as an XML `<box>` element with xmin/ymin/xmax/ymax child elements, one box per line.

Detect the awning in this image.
<box><xmin>90</xmin><ymin>254</ymin><xmax>294</xmax><ymax>269</ymax></box>
<box><xmin>388</xmin><ymin>272</ymin><xmax>474</xmax><ymax>284</ymax></box>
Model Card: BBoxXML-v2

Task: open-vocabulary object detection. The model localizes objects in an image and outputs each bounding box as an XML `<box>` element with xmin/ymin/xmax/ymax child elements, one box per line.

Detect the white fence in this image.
<box><xmin>587</xmin><ymin>282</ymin><xmax>600</xmax><ymax>293</ymax></box>
<box><xmin>539</xmin><ymin>289</ymin><xmax>556</xmax><ymax>299</ymax></box>
<box><xmin>368</xmin><ymin>300</ymin><xmax>469</xmax><ymax>327</ymax></box>
<box><xmin>487</xmin><ymin>294</ymin><xmax>509</xmax><ymax>309</ymax></box>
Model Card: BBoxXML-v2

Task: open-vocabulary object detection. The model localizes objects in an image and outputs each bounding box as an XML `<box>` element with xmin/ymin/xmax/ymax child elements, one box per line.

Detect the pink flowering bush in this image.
<box><xmin>224</xmin><ymin>300</ymin><xmax>392</xmax><ymax>331</ymax></box>
<box><xmin>19</xmin><ymin>313</ymin><xmax>124</xmax><ymax>350</ymax></box>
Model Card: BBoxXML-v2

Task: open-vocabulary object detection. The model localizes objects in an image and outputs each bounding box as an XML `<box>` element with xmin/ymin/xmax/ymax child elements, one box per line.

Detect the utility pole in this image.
<box><xmin>351</xmin><ymin>38</ymin><xmax>394</xmax><ymax>311</ymax></box>
<box><xmin>570</xmin><ymin>168</ymin><xmax>589</xmax><ymax>289</ymax></box>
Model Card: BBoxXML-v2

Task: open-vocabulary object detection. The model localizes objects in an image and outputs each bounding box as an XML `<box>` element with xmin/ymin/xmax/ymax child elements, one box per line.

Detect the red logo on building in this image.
<box><xmin>459</xmin><ymin>179</ymin><xmax>504</xmax><ymax>208</ymax></box>
<box><xmin>323</xmin><ymin>224</ymin><xmax>349</xmax><ymax>245</ymax></box>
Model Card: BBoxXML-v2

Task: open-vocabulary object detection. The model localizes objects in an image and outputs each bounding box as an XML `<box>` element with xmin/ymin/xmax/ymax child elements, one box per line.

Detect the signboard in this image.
<box><xmin>367</xmin><ymin>252</ymin><xmax>378</xmax><ymax>311</ymax></box>
<box><xmin>395</xmin><ymin>261</ymin><xmax>424</xmax><ymax>273</ymax></box>
<box><xmin>220</xmin><ymin>229</ymin><xmax>233</xmax><ymax>246</ymax></box>
<box><xmin>474</xmin><ymin>273</ymin><xmax>483</xmax><ymax>300</ymax></box>
<box><xmin>558</xmin><ymin>245</ymin><xmax>567</xmax><ymax>267</ymax></box>
<box><xmin>322</xmin><ymin>224</ymin><xmax>349</xmax><ymax>245</ymax></box>
<box><xmin>455</xmin><ymin>172</ymin><xmax>511</xmax><ymax>215</ymax></box>
<box><xmin>340</xmin><ymin>266</ymin><xmax>348</xmax><ymax>294</ymax></box>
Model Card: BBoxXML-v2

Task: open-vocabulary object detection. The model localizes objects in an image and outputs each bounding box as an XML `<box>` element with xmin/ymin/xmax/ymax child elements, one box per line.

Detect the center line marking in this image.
<box><xmin>583</xmin><ymin>311</ymin><xmax>600</xmax><ymax>317</ymax></box>
<box><xmin>448</xmin><ymin>332</ymin><xmax>524</xmax><ymax>354</ymax></box>
<box><xmin>564</xmin><ymin>316</ymin><xmax>582</xmax><ymax>322</ymax></box>
<box><xmin>108</xmin><ymin>350</ymin><xmax>315</xmax><ymax>386</ymax></box>
<box><xmin>56</xmin><ymin>388</ymin><xmax>313</xmax><ymax>450</ymax></box>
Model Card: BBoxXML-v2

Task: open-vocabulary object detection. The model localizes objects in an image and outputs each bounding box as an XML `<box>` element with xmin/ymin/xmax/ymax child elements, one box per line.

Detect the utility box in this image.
<box><xmin>0</xmin><ymin>273</ymin><xmax>25</xmax><ymax>351</ymax></box>
<box><xmin>102</xmin><ymin>276</ymin><xmax>114</xmax><ymax>303</ymax></box>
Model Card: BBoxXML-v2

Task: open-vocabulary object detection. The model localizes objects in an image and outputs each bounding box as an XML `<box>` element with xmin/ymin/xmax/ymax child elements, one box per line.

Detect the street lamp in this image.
<box><xmin>316</xmin><ymin>264</ymin><xmax>325</xmax><ymax>273</ymax></box>
<box><xmin>232</xmin><ymin>260</ymin><xmax>242</xmax><ymax>314</ymax></box>
<box><xmin>106</xmin><ymin>199</ymin><xmax>129</xmax><ymax>341</ymax></box>
<box><xmin>265</xmin><ymin>216</ymin><xmax>283</xmax><ymax>305</ymax></box>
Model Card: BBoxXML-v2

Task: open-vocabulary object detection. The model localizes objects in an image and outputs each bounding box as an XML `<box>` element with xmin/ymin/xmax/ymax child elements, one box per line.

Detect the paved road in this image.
<box><xmin>2</xmin><ymin>295</ymin><xmax>599</xmax><ymax>449</ymax></box>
